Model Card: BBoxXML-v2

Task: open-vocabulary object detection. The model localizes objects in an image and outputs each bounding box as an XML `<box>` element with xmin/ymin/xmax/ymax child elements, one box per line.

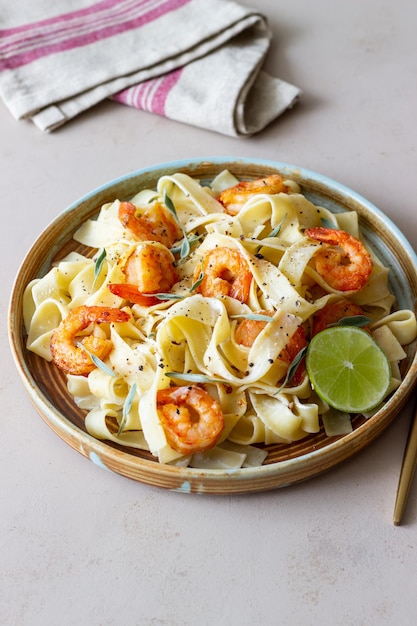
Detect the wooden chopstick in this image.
<box><xmin>393</xmin><ymin>398</ymin><xmax>417</xmax><ymax>525</ymax></box>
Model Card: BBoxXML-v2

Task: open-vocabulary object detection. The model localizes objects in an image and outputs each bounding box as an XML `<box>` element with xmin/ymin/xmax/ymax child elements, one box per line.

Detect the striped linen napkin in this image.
<box><xmin>0</xmin><ymin>0</ymin><xmax>301</xmax><ymax>136</ymax></box>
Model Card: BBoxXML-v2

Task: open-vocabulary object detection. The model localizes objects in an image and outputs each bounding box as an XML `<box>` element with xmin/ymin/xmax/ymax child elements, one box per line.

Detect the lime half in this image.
<box><xmin>306</xmin><ymin>326</ymin><xmax>391</xmax><ymax>413</ymax></box>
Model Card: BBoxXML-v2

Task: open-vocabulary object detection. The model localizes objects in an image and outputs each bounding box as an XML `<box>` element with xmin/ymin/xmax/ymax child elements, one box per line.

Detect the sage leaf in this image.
<box><xmin>165</xmin><ymin>372</ymin><xmax>225</xmax><ymax>385</ymax></box>
<box><xmin>274</xmin><ymin>345</ymin><xmax>307</xmax><ymax>395</ymax></box>
<box><xmin>268</xmin><ymin>214</ymin><xmax>288</xmax><ymax>238</ymax></box>
<box><xmin>118</xmin><ymin>382</ymin><xmax>137</xmax><ymax>435</ymax></box>
<box><xmin>163</xmin><ymin>190</ymin><xmax>178</xmax><ymax>218</ymax></box>
<box><xmin>332</xmin><ymin>315</ymin><xmax>371</xmax><ymax>328</ymax></box>
<box><xmin>255</xmin><ymin>213</ymin><xmax>287</xmax><ymax>253</ymax></box>
<box><xmin>163</xmin><ymin>191</ymin><xmax>192</xmax><ymax>260</ymax></box>
<box><xmin>180</xmin><ymin>235</ymin><xmax>191</xmax><ymax>259</ymax></box>
<box><xmin>190</xmin><ymin>268</ymin><xmax>204</xmax><ymax>292</ymax></box>
<box><xmin>93</xmin><ymin>247</ymin><xmax>106</xmax><ymax>288</ymax></box>
<box><xmin>77</xmin><ymin>342</ymin><xmax>116</xmax><ymax>377</ymax></box>
<box><xmin>141</xmin><ymin>292</ymin><xmax>184</xmax><ymax>301</ymax></box>
<box><xmin>171</xmin><ymin>233</ymin><xmax>203</xmax><ymax>256</ymax></box>
<box><xmin>230</xmin><ymin>313</ymin><xmax>273</xmax><ymax>322</ymax></box>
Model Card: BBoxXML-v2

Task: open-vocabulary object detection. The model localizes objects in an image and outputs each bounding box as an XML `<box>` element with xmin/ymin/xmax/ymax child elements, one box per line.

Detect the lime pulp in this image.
<box><xmin>305</xmin><ymin>326</ymin><xmax>391</xmax><ymax>413</ymax></box>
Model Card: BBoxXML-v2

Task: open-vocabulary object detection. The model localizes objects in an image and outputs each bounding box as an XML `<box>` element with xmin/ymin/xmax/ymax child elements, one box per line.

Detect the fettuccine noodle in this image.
<box><xmin>23</xmin><ymin>170</ymin><xmax>417</xmax><ymax>469</ymax></box>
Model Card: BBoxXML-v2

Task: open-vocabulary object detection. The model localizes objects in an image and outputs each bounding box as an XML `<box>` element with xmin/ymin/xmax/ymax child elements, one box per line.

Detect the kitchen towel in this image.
<box><xmin>0</xmin><ymin>0</ymin><xmax>301</xmax><ymax>136</ymax></box>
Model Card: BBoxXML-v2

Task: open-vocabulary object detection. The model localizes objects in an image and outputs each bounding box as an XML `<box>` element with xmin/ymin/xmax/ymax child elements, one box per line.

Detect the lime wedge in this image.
<box><xmin>306</xmin><ymin>326</ymin><xmax>391</xmax><ymax>413</ymax></box>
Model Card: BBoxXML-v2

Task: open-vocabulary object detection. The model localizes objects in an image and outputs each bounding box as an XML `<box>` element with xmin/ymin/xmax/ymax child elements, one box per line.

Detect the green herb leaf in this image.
<box><xmin>190</xmin><ymin>268</ymin><xmax>204</xmax><ymax>292</ymax></box>
<box><xmin>140</xmin><ymin>292</ymin><xmax>184</xmax><ymax>301</ymax></box>
<box><xmin>93</xmin><ymin>248</ymin><xmax>106</xmax><ymax>288</ymax></box>
<box><xmin>118</xmin><ymin>382</ymin><xmax>137</xmax><ymax>435</ymax></box>
<box><xmin>230</xmin><ymin>313</ymin><xmax>273</xmax><ymax>322</ymax></box>
<box><xmin>180</xmin><ymin>236</ymin><xmax>191</xmax><ymax>259</ymax></box>
<box><xmin>274</xmin><ymin>345</ymin><xmax>307</xmax><ymax>395</ymax></box>
<box><xmin>77</xmin><ymin>342</ymin><xmax>116</xmax><ymax>377</ymax></box>
<box><xmin>171</xmin><ymin>234</ymin><xmax>202</xmax><ymax>256</ymax></box>
<box><xmin>255</xmin><ymin>213</ymin><xmax>287</xmax><ymax>253</ymax></box>
<box><xmin>157</xmin><ymin>292</ymin><xmax>185</xmax><ymax>300</ymax></box>
<box><xmin>331</xmin><ymin>315</ymin><xmax>371</xmax><ymax>328</ymax></box>
<box><xmin>164</xmin><ymin>191</ymin><xmax>178</xmax><ymax>218</ymax></box>
<box><xmin>268</xmin><ymin>214</ymin><xmax>288</xmax><ymax>238</ymax></box>
<box><xmin>163</xmin><ymin>191</ymin><xmax>192</xmax><ymax>260</ymax></box>
<box><xmin>165</xmin><ymin>372</ymin><xmax>225</xmax><ymax>384</ymax></box>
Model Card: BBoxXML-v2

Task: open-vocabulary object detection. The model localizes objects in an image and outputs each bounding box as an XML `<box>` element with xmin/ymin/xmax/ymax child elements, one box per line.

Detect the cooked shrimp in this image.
<box><xmin>218</xmin><ymin>174</ymin><xmax>290</xmax><ymax>215</ymax></box>
<box><xmin>312</xmin><ymin>299</ymin><xmax>370</xmax><ymax>336</ymax></box>
<box><xmin>108</xmin><ymin>242</ymin><xmax>178</xmax><ymax>305</ymax></box>
<box><xmin>193</xmin><ymin>247</ymin><xmax>252</xmax><ymax>303</ymax></box>
<box><xmin>306</xmin><ymin>227</ymin><xmax>372</xmax><ymax>292</ymax></box>
<box><xmin>278</xmin><ymin>326</ymin><xmax>307</xmax><ymax>386</ymax></box>
<box><xmin>235</xmin><ymin>314</ymin><xmax>307</xmax><ymax>385</ymax></box>
<box><xmin>118</xmin><ymin>201</ymin><xmax>182</xmax><ymax>248</ymax></box>
<box><xmin>234</xmin><ymin>310</ymin><xmax>274</xmax><ymax>347</ymax></box>
<box><xmin>50</xmin><ymin>305</ymin><xmax>129</xmax><ymax>376</ymax></box>
<box><xmin>157</xmin><ymin>385</ymin><xmax>224</xmax><ymax>455</ymax></box>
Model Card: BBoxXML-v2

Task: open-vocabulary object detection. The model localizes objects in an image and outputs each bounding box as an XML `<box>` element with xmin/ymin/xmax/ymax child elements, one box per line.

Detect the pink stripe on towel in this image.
<box><xmin>113</xmin><ymin>68</ymin><xmax>183</xmax><ymax>116</ymax></box>
<box><xmin>0</xmin><ymin>0</ymin><xmax>190</xmax><ymax>70</ymax></box>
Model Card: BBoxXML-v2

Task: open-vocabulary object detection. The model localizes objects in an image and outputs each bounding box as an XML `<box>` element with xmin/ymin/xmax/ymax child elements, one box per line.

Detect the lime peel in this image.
<box><xmin>306</xmin><ymin>326</ymin><xmax>391</xmax><ymax>414</ymax></box>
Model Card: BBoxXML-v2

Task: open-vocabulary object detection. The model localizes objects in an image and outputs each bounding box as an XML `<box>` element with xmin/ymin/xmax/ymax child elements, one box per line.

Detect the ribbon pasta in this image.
<box><xmin>23</xmin><ymin>171</ymin><xmax>417</xmax><ymax>469</ymax></box>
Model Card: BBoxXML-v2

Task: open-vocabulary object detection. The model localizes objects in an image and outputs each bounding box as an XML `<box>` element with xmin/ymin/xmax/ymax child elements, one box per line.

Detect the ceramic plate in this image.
<box><xmin>8</xmin><ymin>158</ymin><xmax>417</xmax><ymax>493</ymax></box>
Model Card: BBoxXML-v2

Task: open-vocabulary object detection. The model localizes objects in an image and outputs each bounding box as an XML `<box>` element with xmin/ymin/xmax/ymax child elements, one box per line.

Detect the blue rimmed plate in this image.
<box><xmin>8</xmin><ymin>158</ymin><xmax>417</xmax><ymax>493</ymax></box>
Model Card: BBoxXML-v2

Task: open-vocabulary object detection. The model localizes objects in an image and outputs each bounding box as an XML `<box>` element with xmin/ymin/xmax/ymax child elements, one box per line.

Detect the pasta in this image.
<box><xmin>23</xmin><ymin>170</ymin><xmax>417</xmax><ymax>469</ymax></box>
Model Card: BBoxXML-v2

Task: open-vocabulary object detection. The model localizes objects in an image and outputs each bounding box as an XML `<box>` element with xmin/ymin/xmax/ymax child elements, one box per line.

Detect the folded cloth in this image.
<box><xmin>0</xmin><ymin>0</ymin><xmax>301</xmax><ymax>136</ymax></box>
